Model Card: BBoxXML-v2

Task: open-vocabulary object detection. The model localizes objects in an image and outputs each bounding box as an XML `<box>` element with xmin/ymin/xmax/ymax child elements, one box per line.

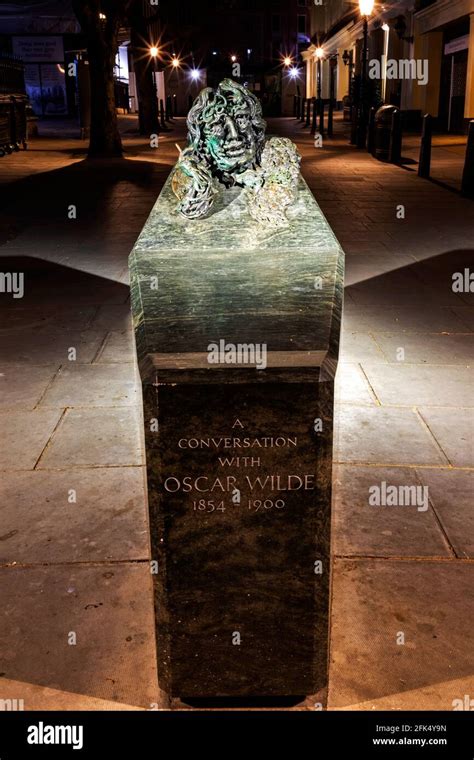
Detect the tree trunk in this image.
<box><xmin>87</xmin><ymin>29</ymin><xmax>123</xmax><ymax>157</ymax></box>
<box><xmin>72</xmin><ymin>0</ymin><xmax>129</xmax><ymax>158</ymax></box>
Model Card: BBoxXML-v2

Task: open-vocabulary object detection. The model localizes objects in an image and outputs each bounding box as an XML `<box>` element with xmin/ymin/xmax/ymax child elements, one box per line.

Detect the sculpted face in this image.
<box><xmin>202</xmin><ymin>103</ymin><xmax>257</xmax><ymax>174</ymax></box>
<box><xmin>172</xmin><ymin>79</ymin><xmax>269</xmax><ymax>218</ymax></box>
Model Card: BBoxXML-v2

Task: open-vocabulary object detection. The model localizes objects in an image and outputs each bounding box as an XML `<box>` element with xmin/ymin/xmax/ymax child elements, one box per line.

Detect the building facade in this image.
<box><xmin>304</xmin><ymin>0</ymin><xmax>474</xmax><ymax>133</ymax></box>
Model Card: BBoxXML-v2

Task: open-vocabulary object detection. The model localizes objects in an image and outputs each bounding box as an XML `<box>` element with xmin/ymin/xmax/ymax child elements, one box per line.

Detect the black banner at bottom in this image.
<box><xmin>0</xmin><ymin>710</ymin><xmax>473</xmax><ymax>758</ymax></box>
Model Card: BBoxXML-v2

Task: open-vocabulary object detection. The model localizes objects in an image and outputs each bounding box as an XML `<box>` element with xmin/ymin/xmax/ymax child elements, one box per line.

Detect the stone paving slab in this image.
<box><xmin>416</xmin><ymin>469</ymin><xmax>474</xmax><ymax>559</ymax></box>
<box><xmin>333</xmin><ymin>465</ymin><xmax>452</xmax><ymax>559</ymax></box>
<box><xmin>0</xmin><ymin>305</ymin><xmax>97</xmax><ymax>331</ymax></box>
<box><xmin>0</xmin><ymin>364</ymin><xmax>59</xmax><ymax>410</ymax></box>
<box><xmin>0</xmin><ymin>410</ymin><xmax>63</xmax><ymax>470</ymax></box>
<box><xmin>37</xmin><ymin>407</ymin><xmax>144</xmax><ymax>469</ymax></box>
<box><xmin>342</xmin><ymin>304</ymin><xmax>469</xmax><ymax>333</ymax></box>
<box><xmin>0</xmin><ymin>329</ymin><xmax>106</xmax><ymax>364</ymax></box>
<box><xmin>335</xmin><ymin>364</ymin><xmax>375</xmax><ymax>406</ymax></box>
<box><xmin>343</xmin><ymin>253</ymin><xmax>419</xmax><ymax>283</ymax></box>
<box><xmin>0</xmin><ymin>564</ymin><xmax>159</xmax><ymax>708</ymax></box>
<box><xmin>0</xmin><ymin>467</ymin><xmax>149</xmax><ymax>563</ymax></box>
<box><xmin>362</xmin><ymin>365</ymin><xmax>474</xmax><ymax>408</ymax></box>
<box><xmin>88</xmin><ymin>304</ymin><xmax>133</xmax><ymax>332</ymax></box>
<box><xmin>0</xmin><ymin>677</ymin><xmax>148</xmax><ymax>711</ymax></box>
<box><xmin>340</xmin><ymin>332</ymin><xmax>387</xmax><ymax>364</ymax></box>
<box><xmin>417</xmin><ymin>408</ymin><xmax>474</xmax><ymax>468</ymax></box>
<box><xmin>329</xmin><ymin>559</ymin><xmax>474</xmax><ymax>710</ymax></box>
<box><xmin>95</xmin><ymin>330</ymin><xmax>135</xmax><ymax>364</ymax></box>
<box><xmin>371</xmin><ymin>333</ymin><xmax>474</xmax><ymax>365</ymax></box>
<box><xmin>335</xmin><ymin>406</ymin><xmax>448</xmax><ymax>466</ymax></box>
<box><xmin>39</xmin><ymin>364</ymin><xmax>139</xmax><ymax>407</ymax></box>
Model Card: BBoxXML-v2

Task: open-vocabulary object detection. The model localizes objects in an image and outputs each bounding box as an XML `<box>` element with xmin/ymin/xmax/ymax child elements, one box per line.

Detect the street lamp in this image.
<box><xmin>328</xmin><ymin>54</ymin><xmax>338</xmax><ymax>137</ymax></box>
<box><xmin>342</xmin><ymin>49</ymin><xmax>355</xmax><ymax>124</ymax></box>
<box><xmin>314</xmin><ymin>47</ymin><xmax>325</xmax><ymax>135</ymax></box>
<box><xmin>315</xmin><ymin>47</ymin><xmax>325</xmax><ymax>101</ymax></box>
<box><xmin>359</xmin><ymin>0</ymin><xmax>374</xmax><ymax>15</ymax></box>
<box><xmin>283</xmin><ymin>56</ymin><xmax>292</xmax><ymax>67</ymax></box>
<box><xmin>150</xmin><ymin>46</ymin><xmax>160</xmax><ymax>133</ymax></box>
<box><xmin>356</xmin><ymin>0</ymin><xmax>375</xmax><ymax>148</ymax></box>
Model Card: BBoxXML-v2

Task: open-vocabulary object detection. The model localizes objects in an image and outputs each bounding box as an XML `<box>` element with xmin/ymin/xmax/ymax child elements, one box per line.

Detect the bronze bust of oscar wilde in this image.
<box><xmin>172</xmin><ymin>78</ymin><xmax>301</xmax><ymax>228</ymax></box>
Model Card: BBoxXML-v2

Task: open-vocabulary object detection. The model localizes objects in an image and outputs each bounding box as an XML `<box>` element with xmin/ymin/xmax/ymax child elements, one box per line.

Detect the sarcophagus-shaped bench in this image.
<box><xmin>130</xmin><ymin>172</ymin><xmax>344</xmax><ymax>699</ymax></box>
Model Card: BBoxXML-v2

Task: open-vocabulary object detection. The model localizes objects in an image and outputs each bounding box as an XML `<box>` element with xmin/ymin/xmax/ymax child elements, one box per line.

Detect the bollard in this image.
<box><xmin>188</xmin><ymin>94</ymin><xmax>193</xmax><ymax>111</ymax></box>
<box><xmin>159</xmin><ymin>99</ymin><xmax>168</xmax><ymax>131</ymax></box>
<box><xmin>389</xmin><ymin>108</ymin><xmax>402</xmax><ymax>164</ymax></box>
<box><xmin>305</xmin><ymin>98</ymin><xmax>311</xmax><ymax>128</ymax></box>
<box><xmin>293</xmin><ymin>95</ymin><xmax>297</xmax><ymax>118</ymax></box>
<box><xmin>300</xmin><ymin>98</ymin><xmax>306</xmax><ymax>123</ymax></box>
<box><xmin>418</xmin><ymin>114</ymin><xmax>432</xmax><ymax>179</ymax></box>
<box><xmin>166</xmin><ymin>95</ymin><xmax>172</xmax><ymax>121</ymax></box>
<box><xmin>319</xmin><ymin>99</ymin><xmax>324</xmax><ymax>136</ymax></box>
<box><xmin>327</xmin><ymin>98</ymin><xmax>334</xmax><ymax>138</ymax></box>
<box><xmin>367</xmin><ymin>107</ymin><xmax>376</xmax><ymax>154</ymax></box>
<box><xmin>350</xmin><ymin>104</ymin><xmax>358</xmax><ymax>146</ymax></box>
<box><xmin>311</xmin><ymin>98</ymin><xmax>317</xmax><ymax>135</ymax></box>
<box><xmin>461</xmin><ymin>120</ymin><xmax>474</xmax><ymax>198</ymax></box>
<box><xmin>173</xmin><ymin>94</ymin><xmax>178</xmax><ymax>116</ymax></box>
<box><xmin>295</xmin><ymin>95</ymin><xmax>301</xmax><ymax>120</ymax></box>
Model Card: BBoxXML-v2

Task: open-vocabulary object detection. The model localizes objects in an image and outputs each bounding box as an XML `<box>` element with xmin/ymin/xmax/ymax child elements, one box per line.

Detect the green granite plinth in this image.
<box><xmin>129</xmin><ymin>170</ymin><xmax>344</xmax><ymax>698</ymax></box>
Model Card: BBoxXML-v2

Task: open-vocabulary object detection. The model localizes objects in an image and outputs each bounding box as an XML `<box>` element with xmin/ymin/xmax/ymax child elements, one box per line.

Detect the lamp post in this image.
<box><xmin>342</xmin><ymin>48</ymin><xmax>355</xmax><ymax>118</ymax></box>
<box><xmin>328</xmin><ymin>54</ymin><xmax>338</xmax><ymax>137</ymax></box>
<box><xmin>356</xmin><ymin>0</ymin><xmax>375</xmax><ymax>149</ymax></box>
<box><xmin>150</xmin><ymin>45</ymin><xmax>160</xmax><ymax>133</ymax></box>
<box><xmin>315</xmin><ymin>46</ymin><xmax>325</xmax><ymax>134</ymax></box>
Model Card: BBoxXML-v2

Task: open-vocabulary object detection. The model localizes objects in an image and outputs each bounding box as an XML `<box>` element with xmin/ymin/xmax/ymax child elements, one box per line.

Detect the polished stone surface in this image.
<box><xmin>130</xmin><ymin>170</ymin><xmax>344</xmax><ymax>697</ymax></box>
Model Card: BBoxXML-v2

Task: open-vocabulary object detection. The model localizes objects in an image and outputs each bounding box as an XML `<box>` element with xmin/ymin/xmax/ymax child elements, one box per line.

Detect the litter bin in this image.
<box><xmin>374</xmin><ymin>104</ymin><xmax>398</xmax><ymax>162</ymax></box>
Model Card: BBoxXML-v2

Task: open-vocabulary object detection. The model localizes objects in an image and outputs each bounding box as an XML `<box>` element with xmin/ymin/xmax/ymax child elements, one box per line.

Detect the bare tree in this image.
<box><xmin>72</xmin><ymin>0</ymin><xmax>135</xmax><ymax>157</ymax></box>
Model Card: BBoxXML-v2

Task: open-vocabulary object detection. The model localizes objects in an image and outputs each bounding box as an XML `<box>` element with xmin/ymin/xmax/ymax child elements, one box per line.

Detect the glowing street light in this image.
<box><xmin>359</xmin><ymin>0</ymin><xmax>375</xmax><ymax>17</ymax></box>
<box><xmin>171</xmin><ymin>56</ymin><xmax>180</xmax><ymax>68</ymax></box>
<box><xmin>190</xmin><ymin>68</ymin><xmax>201</xmax><ymax>81</ymax></box>
<box><xmin>148</xmin><ymin>46</ymin><xmax>161</xmax><ymax>133</ymax></box>
<box><xmin>314</xmin><ymin>47</ymin><xmax>325</xmax><ymax>103</ymax></box>
<box><xmin>231</xmin><ymin>55</ymin><xmax>237</xmax><ymax>62</ymax></box>
<box><xmin>289</xmin><ymin>67</ymin><xmax>299</xmax><ymax>79</ymax></box>
<box><xmin>283</xmin><ymin>56</ymin><xmax>292</xmax><ymax>67</ymax></box>
<box><xmin>356</xmin><ymin>0</ymin><xmax>375</xmax><ymax>148</ymax></box>
<box><xmin>382</xmin><ymin>22</ymin><xmax>390</xmax><ymax>32</ymax></box>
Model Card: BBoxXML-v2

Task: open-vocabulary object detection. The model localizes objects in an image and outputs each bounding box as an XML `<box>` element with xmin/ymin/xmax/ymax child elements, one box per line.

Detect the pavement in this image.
<box><xmin>0</xmin><ymin>112</ymin><xmax>472</xmax><ymax>711</ymax></box>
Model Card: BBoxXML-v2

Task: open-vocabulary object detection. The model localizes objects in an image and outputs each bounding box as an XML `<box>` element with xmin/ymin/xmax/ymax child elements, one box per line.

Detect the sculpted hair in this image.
<box><xmin>186</xmin><ymin>79</ymin><xmax>266</xmax><ymax>164</ymax></box>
